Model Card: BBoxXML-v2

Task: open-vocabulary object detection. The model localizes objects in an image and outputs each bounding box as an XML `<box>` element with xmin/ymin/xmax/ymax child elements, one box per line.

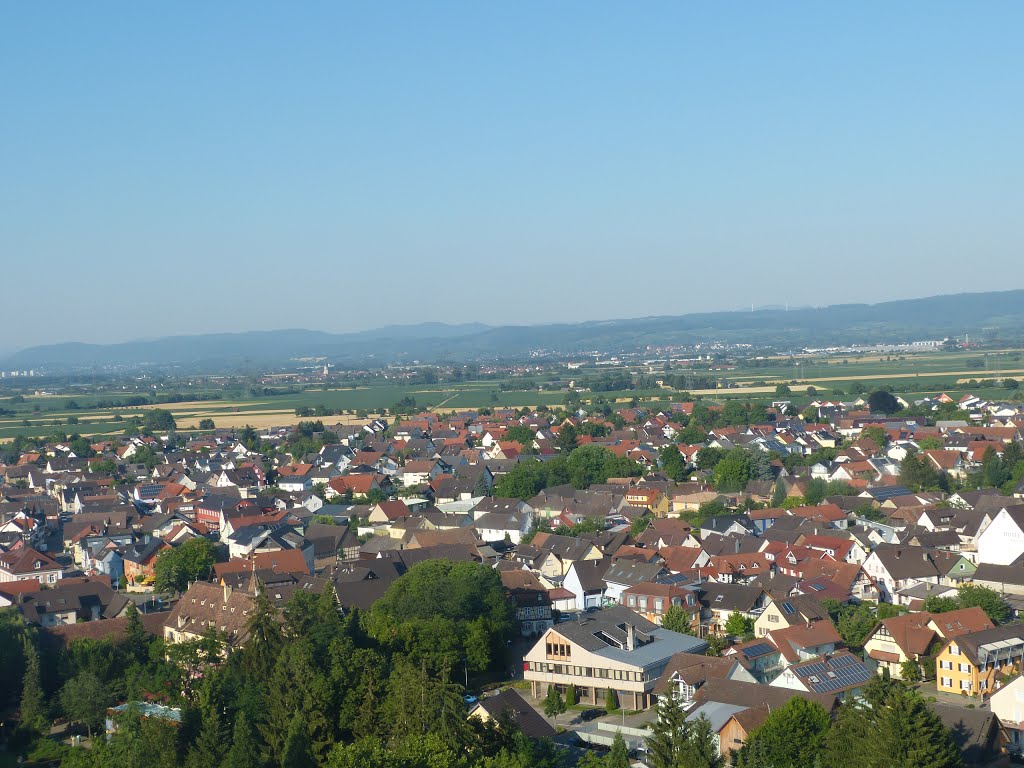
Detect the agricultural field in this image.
<box><xmin>0</xmin><ymin>348</ymin><xmax>1021</xmax><ymax>441</ymax></box>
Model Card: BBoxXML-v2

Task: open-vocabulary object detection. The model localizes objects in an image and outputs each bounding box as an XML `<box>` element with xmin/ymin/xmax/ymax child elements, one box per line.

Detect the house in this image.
<box><xmin>699</xmin><ymin>583</ymin><xmax>768</xmax><ymax>638</ymax></box>
<box><xmin>602</xmin><ymin>561</ymin><xmax>668</xmax><ymax>604</ymax></box>
<box><xmin>624</xmin><ymin>487</ymin><xmax>671</xmax><ymax>518</ymax></box>
<box><xmin>863</xmin><ymin>607</ymin><xmax>994</xmax><ymax>680</ymax></box>
<box><xmin>276</xmin><ymin>464</ymin><xmax>315</xmax><ymax>493</ymax></box>
<box><xmin>700</xmin><ymin>515</ymin><xmax>754</xmax><ymax>539</ymax></box>
<box><xmin>500</xmin><ymin>569</ymin><xmax>553</xmax><ymax>637</ymax></box>
<box><xmin>523</xmin><ymin>605</ymin><xmax>708</xmax><ymax>711</ymax></box>
<box><xmin>163</xmin><ymin>582</ymin><xmax>256</xmax><ymax>650</ymax></box>
<box><xmin>769</xmin><ymin>650</ymin><xmax>872</xmax><ymax>701</ymax></box>
<box><xmin>305</xmin><ymin>523</ymin><xmax>360</xmax><ymax>569</ymax></box>
<box><xmin>766</xmin><ymin>621</ymin><xmax>843</xmax><ymax>665</ymax></box>
<box><xmin>122</xmin><ymin>539</ymin><xmax>171</xmax><ymax>586</ymax></box>
<box><xmin>723</xmin><ymin>638</ymin><xmax>786</xmax><ymax>683</ymax></box>
<box><xmin>753</xmin><ymin>594</ymin><xmax>830</xmax><ymax>638</ymax></box>
<box><xmin>622</xmin><ymin>582</ymin><xmax>700</xmax><ymax>629</ymax></box>
<box><xmin>14</xmin><ymin>577</ymin><xmax>131</xmax><ymax>627</ymax></box>
<box><xmin>651</xmin><ymin>652</ymin><xmax>756</xmax><ymax>706</ymax></box>
<box><xmin>687</xmin><ymin>679</ymin><xmax>837</xmax><ymax>759</ymax></box>
<box><xmin>989</xmin><ymin>674</ymin><xmax>1024</xmax><ymax>754</ymax></box>
<box><xmin>367</xmin><ymin>500</ymin><xmax>412</xmax><ymax>525</ymax></box>
<box><xmin>473</xmin><ymin>511</ymin><xmax>533</xmax><ymax>545</ymax></box>
<box><xmin>976</xmin><ymin>507</ymin><xmax>1024</xmax><ymax>566</ymax></box>
<box><xmin>564</xmin><ymin>558</ymin><xmax>612</xmax><ymax>611</ymax></box>
<box><xmin>0</xmin><ymin>547</ymin><xmax>62</xmax><ymax>585</ymax></box>
<box><xmin>468</xmin><ymin>688</ymin><xmax>556</xmax><ymax>739</ymax></box>
<box><xmin>861</xmin><ymin>544</ymin><xmax>943</xmax><ymax>602</ymax></box>
<box><xmin>935</xmin><ymin>623</ymin><xmax>1024</xmax><ymax>698</ymax></box>
<box><xmin>529</xmin><ymin>532</ymin><xmax>604</xmax><ymax>577</ymax></box>
<box><xmin>933</xmin><ymin>703</ymin><xmax>1008</xmax><ymax>767</ymax></box>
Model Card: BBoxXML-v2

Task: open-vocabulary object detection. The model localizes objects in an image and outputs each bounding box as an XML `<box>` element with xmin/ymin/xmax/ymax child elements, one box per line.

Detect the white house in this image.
<box><xmin>976</xmin><ymin>508</ymin><xmax>1024</xmax><ymax>566</ymax></box>
<box><xmin>0</xmin><ymin>548</ymin><xmax>63</xmax><ymax>585</ymax></box>
<box><xmin>990</xmin><ymin>673</ymin><xmax>1024</xmax><ymax>753</ymax></box>
<box><xmin>472</xmin><ymin>511</ymin><xmax>533</xmax><ymax>545</ymax></box>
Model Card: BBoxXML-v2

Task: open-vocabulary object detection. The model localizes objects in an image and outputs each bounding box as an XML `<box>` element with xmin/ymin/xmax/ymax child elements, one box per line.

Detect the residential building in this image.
<box><xmin>935</xmin><ymin>623</ymin><xmax>1024</xmax><ymax>698</ymax></box>
<box><xmin>523</xmin><ymin>605</ymin><xmax>708</xmax><ymax>710</ymax></box>
<box><xmin>769</xmin><ymin>650</ymin><xmax>873</xmax><ymax>701</ymax></box>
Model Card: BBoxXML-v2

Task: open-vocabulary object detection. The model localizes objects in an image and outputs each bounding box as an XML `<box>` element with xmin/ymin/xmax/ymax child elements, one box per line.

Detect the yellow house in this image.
<box><xmin>935</xmin><ymin>624</ymin><xmax>1024</xmax><ymax>698</ymax></box>
<box><xmin>753</xmin><ymin>595</ymin><xmax>830</xmax><ymax>638</ymax></box>
<box><xmin>625</xmin><ymin>488</ymin><xmax>671</xmax><ymax>518</ymax></box>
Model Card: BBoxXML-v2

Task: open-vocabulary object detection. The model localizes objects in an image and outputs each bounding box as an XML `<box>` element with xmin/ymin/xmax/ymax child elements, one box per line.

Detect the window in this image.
<box><xmin>940</xmin><ymin>660</ymin><xmax>952</xmax><ymax>670</ymax></box>
<box><xmin>959</xmin><ymin>663</ymin><xmax>971</xmax><ymax>673</ymax></box>
<box><xmin>768</xmin><ymin>614</ymin><xmax>779</xmax><ymax>623</ymax></box>
<box><xmin>638</xmin><ymin>597</ymin><xmax>648</xmax><ymax>610</ymax></box>
<box><xmin>627</xmin><ymin>595</ymin><xmax>636</xmax><ymax>607</ymax></box>
<box><xmin>950</xmin><ymin>646</ymin><xmax>961</xmax><ymax>656</ymax></box>
<box><xmin>941</xmin><ymin>677</ymin><xmax>953</xmax><ymax>688</ymax></box>
<box><xmin>961</xmin><ymin>680</ymin><xmax>973</xmax><ymax>691</ymax></box>
<box><xmin>654</xmin><ymin>598</ymin><xmax>664</xmax><ymax>613</ymax></box>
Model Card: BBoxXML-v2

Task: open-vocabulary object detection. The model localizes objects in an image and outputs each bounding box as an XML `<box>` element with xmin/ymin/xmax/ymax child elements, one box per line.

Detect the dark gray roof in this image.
<box><xmin>474</xmin><ymin>689</ymin><xmax>556</xmax><ymax>739</ymax></box>
<box><xmin>549</xmin><ymin>605</ymin><xmax>706</xmax><ymax>666</ymax></box>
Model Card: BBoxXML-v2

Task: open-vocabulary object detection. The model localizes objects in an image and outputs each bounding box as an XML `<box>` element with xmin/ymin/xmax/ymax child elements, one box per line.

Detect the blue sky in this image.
<box><xmin>2</xmin><ymin>3</ymin><xmax>1021</xmax><ymax>349</ymax></box>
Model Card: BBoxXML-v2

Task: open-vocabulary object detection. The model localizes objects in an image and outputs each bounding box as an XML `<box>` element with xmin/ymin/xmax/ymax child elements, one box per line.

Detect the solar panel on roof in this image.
<box><xmin>742</xmin><ymin>642</ymin><xmax>775</xmax><ymax>657</ymax></box>
<box><xmin>781</xmin><ymin>601</ymin><xmax>796</xmax><ymax>614</ymax></box>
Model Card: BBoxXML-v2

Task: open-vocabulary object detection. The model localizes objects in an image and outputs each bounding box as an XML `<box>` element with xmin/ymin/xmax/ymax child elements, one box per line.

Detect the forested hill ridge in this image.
<box><xmin>7</xmin><ymin>289</ymin><xmax>1024</xmax><ymax>369</ymax></box>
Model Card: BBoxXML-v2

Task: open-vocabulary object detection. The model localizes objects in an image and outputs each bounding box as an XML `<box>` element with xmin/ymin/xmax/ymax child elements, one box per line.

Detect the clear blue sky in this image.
<box><xmin>2</xmin><ymin>3</ymin><xmax>1021</xmax><ymax>349</ymax></box>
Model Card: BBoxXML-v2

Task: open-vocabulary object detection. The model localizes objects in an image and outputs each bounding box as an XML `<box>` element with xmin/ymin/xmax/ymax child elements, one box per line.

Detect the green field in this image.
<box><xmin>1</xmin><ymin>348</ymin><xmax>1020</xmax><ymax>440</ymax></box>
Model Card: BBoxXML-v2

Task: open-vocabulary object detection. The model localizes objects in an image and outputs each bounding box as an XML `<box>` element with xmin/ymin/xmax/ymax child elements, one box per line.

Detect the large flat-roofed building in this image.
<box><xmin>523</xmin><ymin>605</ymin><xmax>707</xmax><ymax>710</ymax></box>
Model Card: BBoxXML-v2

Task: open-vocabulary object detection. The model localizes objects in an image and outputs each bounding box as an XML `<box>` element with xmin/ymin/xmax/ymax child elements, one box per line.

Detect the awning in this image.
<box><xmin>867</xmin><ymin>649</ymin><xmax>902</xmax><ymax>664</ymax></box>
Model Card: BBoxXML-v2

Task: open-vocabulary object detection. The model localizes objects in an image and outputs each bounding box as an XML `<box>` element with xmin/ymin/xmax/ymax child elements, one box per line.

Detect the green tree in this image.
<box><xmin>661</xmin><ymin>605</ymin><xmax>696</xmax><ymax>636</ymax></box>
<box><xmin>981</xmin><ymin>447</ymin><xmax>1010</xmax><ymax>489</ymax></box>
<box><xmin>565</xmin><ymin>684</ymin><xmax>577</xmax><ymax>706</ymax></box>
<box><xmin>645</xmin><ymin>693</ymin><xmax>689</xmax><ymax>768</ymax></box>
<box><xmin>724</xmin><ymin>612</ymin><xmax>754</xmax><ymax>640</ymax></box>
<box><xmin>605</xmin><ymin>687</ymin><xmax>619</xmax><ymax>712</ymax></box>
<box><xmin>542</xmin><ymin>685</ymin><xmax>566</xmax><ymax>723</ymax></box>
<box><xmin>899</xmin><ymin>659</ymin><xmax>922</xmax><ymax>682</ymax></box>
<box><xmin>504</xmin><ymin>426</ymin><xmax>536</xmax><ymax>446</ymax></box>
<box><xmin>367</xmin><ymin>559</ymin><xmax>514</xmax><ymax>676</ymax></box>
<box><xmin>143</xmin><ymin>408</ymin><xmax>177</xmax><ymax>432</ymax></box>
<box><xmin>660</xmin><ymin>444</ymin><xmax>689</xmax><ymax>481</ymax></box>
<box><xmin>198</xmin><ymin>418</ymin><xmax>216</xmax><ymax>430</ymax></box>
<box><xmin>281</xmin><ymin>711</ymin><xmax>316</xmax><ymax>768</ymax></box>
<box><xmin>957</xmin><ymin>583</ymin><xmax>1010</xmax><ymax>624</ymax></box>
<box><xmin>184</xmin><ymin>707</ymin><xmax>227</xmax><ymax>768</ymax></box>
<box><xmin>737</xmin><ymin>696</ymin><xmax>830</xmax><ymax>768</ymax></box>
<box><xmin>713</xmin><ymin>448</ymin><xmax>752</xmax><ymax>492</ymax></box>
<box><xmin>821</xmin><ymin>678</ymin><xmax>963</xmax><ymax>768</ymax></box>
<box><xmin>607</xmin><ymin>731</ymin><xmax>630</xmax><ymax>768</ymax></box>
<box><xmin>153</xmin><ymin>537</ymin><xmax>216</xmax><ymax>594</ymax></box>
<box><xmin>223</xmin><ymin>710</ymin><xmax>263</xmax><ymax>768</ymax></box>
<box><xmin>775</xmin><ymin>384</ymin><xmax>792</xmax><ymax>396</ymax></box>
<box><xmin>60</xmin><ymin>671</ymin><xmax>108</xmax><ymax>737</ymax></box>
<box><xmin>861</xmin><ymin>425</ymin><xmax>888</xmax><ymax>449</ymax></box>
<box><xmin>683</xmin><ymin>713</ymin><xmax>725</xmax><ymax>768</ymax></box>
<box><xmin>19</xmin><ymin>636</ymin><xmax>49</xmax><ymax>736</ymax></box>
<box><xmin>868</xmin><ymin>390</ymin><xmax>900</xmax><ymax>415</ymax></box>
<box><xmin>557</xmin><ymin>424</ymin><xmax>579</xmax><ymax>453</ymax></box>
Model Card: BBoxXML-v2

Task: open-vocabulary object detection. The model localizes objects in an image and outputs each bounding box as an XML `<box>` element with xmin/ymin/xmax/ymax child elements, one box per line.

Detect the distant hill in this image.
<box><xmin>6</xmin><ymin>290</ymin><xmax>1024</xmax><ymax>370</ymax></box>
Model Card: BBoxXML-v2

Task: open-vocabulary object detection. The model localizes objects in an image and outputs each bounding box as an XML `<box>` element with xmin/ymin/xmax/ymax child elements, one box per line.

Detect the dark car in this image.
<box><xmin>576</xmin><ymin>708</ymin><xmax>604</xmax><ymax>723</ymax></box>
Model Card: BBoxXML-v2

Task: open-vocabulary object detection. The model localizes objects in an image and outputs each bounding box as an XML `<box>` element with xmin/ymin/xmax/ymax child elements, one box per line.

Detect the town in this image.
<box><xmin>3</xmin><ymin>381</ymin><xmax>1024</xmax><ymax>768</ymax></box>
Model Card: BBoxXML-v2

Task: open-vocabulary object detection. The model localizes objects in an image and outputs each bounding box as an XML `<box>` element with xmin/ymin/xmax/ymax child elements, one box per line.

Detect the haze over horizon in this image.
<box><xmin>3</xmin><ymin>3</ymin><xmax>1022</xmax><ymax>348</ymax></box>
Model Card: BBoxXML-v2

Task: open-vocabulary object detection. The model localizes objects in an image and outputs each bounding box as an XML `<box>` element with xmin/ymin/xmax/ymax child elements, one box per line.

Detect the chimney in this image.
<box><xmin>626</xmin><ymin>622</ymin><xmax>636</xmax><ymax>651</ymax></box>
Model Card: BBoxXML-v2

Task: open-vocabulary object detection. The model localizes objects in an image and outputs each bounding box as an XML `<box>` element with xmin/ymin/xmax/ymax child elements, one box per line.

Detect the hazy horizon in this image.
<box><xmin>3</xmin><ymin>3</ymin><xmax>1022</xmax><ymax>348</ymax></box>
